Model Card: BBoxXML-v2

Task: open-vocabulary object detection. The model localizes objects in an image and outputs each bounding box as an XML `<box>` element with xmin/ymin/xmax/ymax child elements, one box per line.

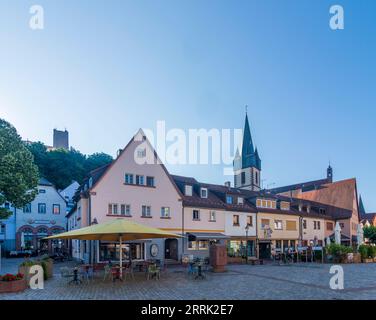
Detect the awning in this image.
<box><xmin>187</xmin><ymin>232</ymin><xmax>229</xmax><ymax>241</ymax></box>
<box><xmin>329</xmin><ymin>233</ymin><xmax>351</xmax><ymax>242</ymax></box>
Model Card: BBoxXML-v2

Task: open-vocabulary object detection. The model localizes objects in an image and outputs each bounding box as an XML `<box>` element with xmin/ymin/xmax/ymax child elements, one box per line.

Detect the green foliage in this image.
<box><xmin>358</xmin><ymin>245</ymin><xmax>369</xmax><ymax>260</ymax></box>
<box><xmin>0</xmin><ymin>119</ymin><xmax>39</xmax><ymax>219</ymax></box>
<box><xmin>326</xmin><ymin>243</ymin><xmax>352</xmax><ymax>262</ymax></box>
<box><xmin>26</xmin><ymin>142</ymin><xmax>113</xmax><ymax>190</ymax></box>
<box><xmin>363</xmin><ymin>226</ymin><xmax>376</xmax><ymax>244</ymax></box>
<box><xmin>367</xmin><ymin>245</ymin><xmax>376</xmax><ymax>259</ymax></box>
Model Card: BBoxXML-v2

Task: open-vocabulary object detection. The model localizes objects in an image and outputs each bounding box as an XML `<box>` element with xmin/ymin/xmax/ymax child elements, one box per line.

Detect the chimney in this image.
<box><xmin>224</xmin><ymin>181</ymin><xmax>231</xmax><ymax>188</ymax></box>
<box><xmin>117</xmin><ymin>149</ymin><xmax>123</xmax><ymax>157</ymax></box>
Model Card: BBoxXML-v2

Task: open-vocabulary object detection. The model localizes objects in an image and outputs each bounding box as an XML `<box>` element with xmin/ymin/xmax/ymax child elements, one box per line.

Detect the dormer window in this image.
<box><xmin>88</xmin><ymin>177</ymin><xmax>93</xmax><ymax>188</ymax></box>
<box><xmin>185</xmin><ymin>185</ymin><xmax>193</xmax><ymax>196</ymax></box>
<box><xmin>226</xmin><ymin>196</ymin><xmax>233</xmax><ymax>204</ymax></box>
<box><xmin>256</xmin><ymin>198</ymin><xmax>276</xmax><ymax>209</ymax></box>
<box><xmin>280</xmin><ymin>201</ymin><xmax>290</xmax><ymax>211</ymax></box>
<box><xmin>237</xmin><ymin>197</ymin><xmax>244</xmax><ymax>205</ymax></box>
<box><xmin>200</xmin><ymin>188</ymin><xmax>208</xmax><ymax>198</ymax></box>
<box><xmin>319</xmin><ymin>208</ymin><xmax>326</xmax><ymax>215</ymax></box>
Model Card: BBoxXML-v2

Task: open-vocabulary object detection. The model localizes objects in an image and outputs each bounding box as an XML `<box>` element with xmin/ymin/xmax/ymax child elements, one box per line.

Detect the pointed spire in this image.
<box><xmin>359</xmin><ymin>195</ymin><xmax>366</xmax><ymax>216</ymax></box>
<box><xmin>241</xmin><ymin>112</ymin><xmax>255</xmax><ymax>169</ymax></box>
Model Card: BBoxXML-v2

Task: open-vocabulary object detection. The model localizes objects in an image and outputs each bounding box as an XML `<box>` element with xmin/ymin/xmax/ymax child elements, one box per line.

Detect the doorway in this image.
<box><xmin>259</xmin><ymin>242</ymin><xmax>271</xmax><ymax>259</ymax></box>
<box><xmin>165</xmin><ymin>238</ymin><xmax>178</xmax><ymax>260</ymax></box>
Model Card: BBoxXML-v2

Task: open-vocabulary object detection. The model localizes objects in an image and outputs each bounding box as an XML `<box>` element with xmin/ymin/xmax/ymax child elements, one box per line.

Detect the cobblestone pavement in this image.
<box><xmin>1</xmin><ymin>258</ymin><xmax>376</xmax><ymax>300</ymax></box>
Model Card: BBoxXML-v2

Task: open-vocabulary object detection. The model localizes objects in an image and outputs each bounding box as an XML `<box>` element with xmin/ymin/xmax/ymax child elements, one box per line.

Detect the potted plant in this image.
<box><xmin>359</xmin><ymin>245</ymin><xmax>373</xmax><ymax>263</ymax></box>
<box><xmin>0</xmin><ymin>273</ymin><xmax>27</xmax><ymax>293</ymax></box>
<box><xmin>38</xmin><ymin>254</ymin><xmax>54</xmax><ymax>279</ymax></box>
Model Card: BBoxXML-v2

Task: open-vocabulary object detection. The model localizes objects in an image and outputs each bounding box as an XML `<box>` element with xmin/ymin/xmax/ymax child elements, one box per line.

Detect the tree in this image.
<box><xmin>26</xmin><ymin>142</ymin><xmax>113</xmax><ymax>190</ymax></box>
<box><xmin>0</xmin><ymin>119</ymin><xmax>39</xmax><ymax>219</ymax></box>
<box><xmin>363</xmin><ymin>226</ymin><xmax>376</xmax><ymax>244</ymax></box>
<box><xmin>85</xmin><ymin>152</ymin><xmax>113</xmax><ymax>173</ymax></box>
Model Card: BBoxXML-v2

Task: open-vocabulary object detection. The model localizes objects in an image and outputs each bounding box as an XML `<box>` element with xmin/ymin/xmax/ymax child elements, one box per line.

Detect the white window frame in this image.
<box><xmin>200</xmin><ymin>188</ymin><xmax>208</xmax><ymax>198</ymax></box>
<box><xmin>185</xmin><ymin>185</ymin><xmax>193</xmax><ymax>196</ymax></box>
<box><xmin>142</xmin><ymin>205</ymin><xmax>152</xmax><ymax>217</ymax></box>
<box><xmin>161</xmin><ymin>207</ymin><xmax>170</xmax><ymax>218</ymax></box>
<box><xmin>238</xmin><ymin>197</ymin><xmax>244</xmax><ymax>205</ymax></box>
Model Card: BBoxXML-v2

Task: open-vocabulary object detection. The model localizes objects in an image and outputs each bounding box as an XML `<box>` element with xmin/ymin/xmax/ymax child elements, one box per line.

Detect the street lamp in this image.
<box><xmin>245</xmin><ymin>224</ymin><xmax>249</xmax><ymax>264</ymax></box>
<box><xmin>90</xmin><ymin>218</ymin><xmax>98</xmax><ymax>264</ymax></box>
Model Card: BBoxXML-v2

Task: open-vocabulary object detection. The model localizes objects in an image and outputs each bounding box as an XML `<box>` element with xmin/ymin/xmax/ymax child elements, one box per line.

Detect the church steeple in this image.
<box><xmin>241</xmin><ymin>112</ymin><xmax>261</xmax><ymax>170</ymax></box>
<box><xmin>359</xmin><ymin>195</ymin><xmax>366</xmax><ymax>216</ymax></box>
<box><xmin>233</xmin><ymin>109</ymin><xmax>262</xmax><ymax>191</ymax></box>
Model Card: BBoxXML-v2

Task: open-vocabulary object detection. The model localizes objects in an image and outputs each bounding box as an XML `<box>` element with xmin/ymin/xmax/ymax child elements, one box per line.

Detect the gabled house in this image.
<box><xmin>68</xmin><ymin>129</ymin><xmax>183</xmax><ymax>263</ymax></box>
<box><xmin>15</xmin><ymin>178</ymin><xmax>67</xmax><ymax>254</ymax></box>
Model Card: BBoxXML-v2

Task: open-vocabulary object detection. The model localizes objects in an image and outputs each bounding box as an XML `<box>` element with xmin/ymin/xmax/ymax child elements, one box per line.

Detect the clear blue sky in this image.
<box><xmin>0</xmin><ymin>1</ymin><xmax>375</xmax><ymax>210</ymax></box>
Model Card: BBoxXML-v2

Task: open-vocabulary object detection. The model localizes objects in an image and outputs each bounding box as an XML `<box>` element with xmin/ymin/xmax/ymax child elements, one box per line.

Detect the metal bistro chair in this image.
<box><xmin>103</xmin><ymin>264</ymin><xmax>113</xmax><ymax>282</ymax></box>
<box><xmin>124</xmin><ymin>264</ymin><xmax>135</xmax><ymax>281</ymax></box>
<box><xmin>81</xmin><ymin>265</ymin><xmax>94</xmax><ymax>283</ymax></box>
<box><xmin>147</xmin><ymin>263</ymin><xmax>160</xmax><ymax>280</ymax></box>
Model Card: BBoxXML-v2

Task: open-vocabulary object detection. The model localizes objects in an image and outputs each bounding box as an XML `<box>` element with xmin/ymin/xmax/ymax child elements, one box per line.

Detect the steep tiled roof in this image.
<box><xmin>39</xmin><ymin>177</ymin><xmax>53</xmax><ymax>186</ymax></box>
<box><xmin>293</xmin><ymin>178</ymin><xmax>357</xmax><ymax>219</ymax></box>
<box><xmin>269</xmin><ymin>178</ymin><xmax>330</xmax><ymax>195</ymax></box>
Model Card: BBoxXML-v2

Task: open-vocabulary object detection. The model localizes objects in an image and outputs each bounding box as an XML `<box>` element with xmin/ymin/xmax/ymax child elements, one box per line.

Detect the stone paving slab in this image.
<box><xmin>1</xmin><ymin>259</ymin><xmax>376</xmax><ymax>300</ymax></box>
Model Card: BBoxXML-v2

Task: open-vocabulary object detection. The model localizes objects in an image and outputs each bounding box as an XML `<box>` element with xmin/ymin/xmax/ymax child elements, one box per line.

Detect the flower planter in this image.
<box><xmin>0</xmin><ymin>279</ymin><xmax>27</xmax><ymax>294</ymax></box>
<box><xmin>43</xmin><ymin>259</ymin><xmax>53</xmax><ymax>279</ymax></box>
<box><xmin>227</xmin><ymin>256</ymin><xmax>244</xmax><ymax>264</ymax></box>
<box><xmin>362</xmin><ymin>258</ymin><xmax>374</xmax><ymax>263</ymax></box>
<box><xmin>353</xmin><ymin>253</ymin><xmax>361</xmax><ymax>263</ymax></box>
<box><xmin>18</xmin><ymin>266</ymin><xmax>33</xmax><ymax>285</ymax></box>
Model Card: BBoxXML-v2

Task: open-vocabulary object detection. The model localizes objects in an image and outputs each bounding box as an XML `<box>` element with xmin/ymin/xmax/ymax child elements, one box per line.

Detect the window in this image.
<box><xmin>209</xmin><ymin>211</ymin><xmax>216</xmax><ymax>222</ymax></box>
<box><xmin>125</xmin><ymin>173</ymin><xmax>134</xmax><ymax>184</ymax></box>
<box><xmin>247</xmin><ymin>216</ymin><xmax>253</xmax><ymax>226</ymax></box>
<box><xmin>136</xmin><ymin>175</ymin><xmax>144</xmax><ymax>185</ymax></box>
<box><xmin>255</xmin><ymin>171</ymin><xmax>259</xmax><ymax>185</ymax></box>
<box><xmin>233</xmin><ymin>215</ymin><xmax>240</xmax><ymax>226</ymax></box>
<box><xmin>188</xmin><ymin>241</ymin><xmax>197</xmax><ymax>250</ymax></box>
<box><xmin>261</xmin><ymin>219</ymin><xmax>270</xmax><ymax>229</ymax></box>
<box><xmin>280</xmin><ymin>201</ymin><xmax>290</xmax><ymax>210</ymax></box>
<box><xmin>38</xmin><ymin>203</ymin><xmax>46</xmax><ymax>214</ymax></box>
<box><xmin>137</xmin><ymin>148</ymin><xmax>146</xmax><ymax>158</ymax></box>
<box><xmin>286</xmin><ymin>220</ymin><xmax>297</xmax><ymax>231</ymax></box>
<box><xmin>241</xmin><ymin>172</ymin><xmax>246</xmax><ymax>184</ymax></box>
<box><xmin>193</xmin><ymin>210</ymin><xmax>200</xmax><ymax>221</ymax></box>
<box><xmin>275</xmin><ymin>240</ymin><xmax>282</xmax><ymax>251</ymax></box>
<box><xmin>319</xmin><ymin>208</ymin><xmax>326</xmax><ymax>215</ymax></box>
<box><xmin>0</xmin><ymin>224</ymin><xmax>5</xmax><ymax>234</ymax></box>
<box><xmin>226</xmin><ymin>196</ymin><xmax>233</xmax><ymax>204</ymax></box>
<box><xmin>23</xmin><ymin>203</ymin><xmax>31</xmax><ymax>213</ymax></box>
<box><xmin>108</xmin><ymin>204</ymin><xmax>118</xmax><ymax>215</ymax></box>
<box><xmin>303</xmin><ymin>219</ymin><xmax>307</xmax><ymax>229</ymax></box>
<box><xmin>161</xmin><ymin>207</ymin><xmax>170</xmax><ymax>218</ymax></box>
<box><xmin>185</xmin><ymin>185</ymin><xmax>193</xmax><ymax>196</ymax></box>
<box><xmin>326</xmin><ymin>222</ymin><xmax>334</xmax><ymax>231</ymax></box>
<box><xmin>121</xmin><ymin>204</ymin><xmax>130</xmax><ymax>216</ymax></box>
<box><xmin>274</xmin><ymin>220</ymin><xmax>283</xmax><ymax>230</ymax></box>
<box><xmin>39</xmin><ymin>189</ymin><xmax>46</xmax><ymax>194</ymax></box>
<box><xmin>200</xmin><ymin>188</ymin><xmax>208</xmax><ymax>198</ymax></box>
<box><xmin>314</xmin><ymin>221</ymin><xmax>321</xmax><ymax>230</ymax></box>
<box><xmin>53</xmin><ymin>204</ymin><xmax>60</xmax><ymax>215</ymax></box>
<box><xmin>340</xmin><ymin>223</ymin><xmax>345</xmax><ymax>229</ymax></box>
<box><xmin>238</xmin><ymin>197</ymin><xmax>244</xmax><ymax>205</ymax></box>
<box><xmin>198</xmin><ymin>240</ymin><xmax>209</xmax><ymax>250</ymax></box>
<box><xmin>146</xmin><ymin>176</ymin><xmax>155</xmax><ymax>187</ymax></box>
<box><xmin>142</xmin><ymin>205</ymin><xmax>151</xmax><ymax>217</ymax></box>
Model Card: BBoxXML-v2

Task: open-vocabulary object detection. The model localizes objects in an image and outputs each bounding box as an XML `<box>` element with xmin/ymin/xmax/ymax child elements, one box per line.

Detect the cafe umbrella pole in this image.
<box><xmin>119</xmin><ymin>235</ymin><xmax>123</xmax><ymax>280</ymax></box>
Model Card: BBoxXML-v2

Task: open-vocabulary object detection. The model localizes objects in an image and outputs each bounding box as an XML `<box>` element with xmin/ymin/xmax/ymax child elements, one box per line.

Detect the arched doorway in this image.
<box><xmin>165</xmin><ymin>238</ymin><xmax>178</xmax><ymax>260</ymax></box>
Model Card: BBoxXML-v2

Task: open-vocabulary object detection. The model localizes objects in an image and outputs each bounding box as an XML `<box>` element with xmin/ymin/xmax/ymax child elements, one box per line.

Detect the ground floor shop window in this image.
<box><xmin>99</xmin><ymin>242</ymin><xmax>144</xmax><ymax>261</ymax></box>
<box><xmin>227</xmin><ymin>240</ymin><xmax>255</xmax><ymax>257</ymax></box>
<box><xmin>188</xmin><ymin>240</ymin><xmax>210</xmax><ymax>250</ymax></box>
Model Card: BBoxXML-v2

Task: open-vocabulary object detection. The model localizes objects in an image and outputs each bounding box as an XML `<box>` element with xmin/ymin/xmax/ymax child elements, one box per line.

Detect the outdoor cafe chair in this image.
<box><xmin>124</xmin><ymin>264</ymin><xmax>135</xmax><ymax>281</ymax></box>
<box><xmin>81</xmin><ymin>265</ymin><xmax>94</xmax><ymax>283</ymax></box>
<box><xmin>103</xmin><ymin>264</ymin><xmax>113</xmax><ymax>282</ymax></box>
<box><xmin>147</xmin><ymin>264</ymin><xmax>160</xmax><ymax>280</ymax></box>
